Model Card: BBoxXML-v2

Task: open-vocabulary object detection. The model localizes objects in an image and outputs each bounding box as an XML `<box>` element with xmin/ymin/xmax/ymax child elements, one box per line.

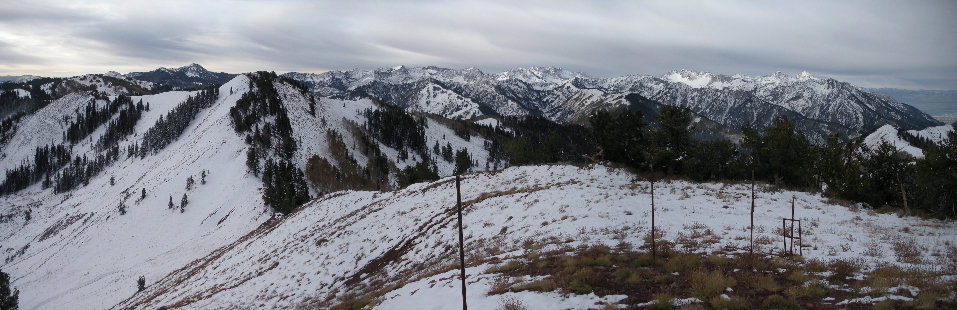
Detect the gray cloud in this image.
<box><xmin>1</xmin><ymin>0</ymin><xmax>955</xmax><ymax>89</ymax></box>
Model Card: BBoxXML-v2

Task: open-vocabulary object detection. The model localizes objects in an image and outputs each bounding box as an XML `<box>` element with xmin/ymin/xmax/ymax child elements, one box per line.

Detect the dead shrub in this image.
<box><xmin>498</xmin><ymin>296</ymin><xmax>527</xmax><ymax>310</ymax></box>
<box><xmin>892</xmin><ymin>238</ymin><xmax>922</xmax><ymax>264</ymax></box>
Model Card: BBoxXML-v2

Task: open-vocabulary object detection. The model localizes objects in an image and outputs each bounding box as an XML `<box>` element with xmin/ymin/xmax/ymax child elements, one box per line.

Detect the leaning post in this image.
<box><xmin>456</xmin><ymin>175</ymin><xmax>467</xmax><ymax>310</ymax></box>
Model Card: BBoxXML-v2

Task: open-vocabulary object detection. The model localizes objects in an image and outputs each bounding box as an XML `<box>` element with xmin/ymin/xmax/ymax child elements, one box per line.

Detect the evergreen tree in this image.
<box><xmin>454</xmin><ymin>148</ymin><xmax>471</xmax><ymax>175</ymax></box>
<box><xmin>186</xmin><ymin>176</ymin><xmax>195</xmax><ymax>191</ymax></box>
<box><xmin>180</xmin><ymin>193</ymin><xmax>188</xmax><ymax>213</ymax></box>
<box><xmin>137</xmin><ymin>275</ymin><xmax>145</xmax><ymax>292</ymax></box>
<box><xmin>201</xmin><ymin>170</ymin><xmax>207</xmax><ymax>184</ymax></box>
<box><xmin>651</xmin><ymin>105</ymin><xmax>694</xmax><ymax>174</ymax></box>
<box><xmin>168</xmin><ymin>195</ymin><xmax>174</xmax><ymax>210</ymax></box>
<box><xmin>442</xmin><ymin>143</ymin><xmax>454</xmax><ymax>162</ymax></box>
<box><xmin>397</xmin><ymin>161</ymin><xmax>440</xmax><ymax>188</ymax></box>
<box><xmin>912</xmin><ymin>130</ymin><xmax>957</xmax><ymax>218</ymax></box>
<box><xmin>0</xmin><ymin>269</ymin><xmax>17</xmax><ymax>310</ymax></box>
<box><xmin>859</xmin><ymin>141</ymin><xmax>912</xmax><ymax>209</ymax></box>
<box><xmin>815</xmin><ymin>133</ymin><xmax>847</xmax><ymax>193</ymax></box>
<box><xmin>141</xmin><ymin>188</ymin><xmax>146</xmax><ymax>201</ymax></box>
<box><xmin>685</xmin><ymin>139</ymin><xmax>737</xmax><ymax>181</ymax></box>
<box><xmin>246</xmin><ymin>148</ymin><xmax>259</xmax><ymax>176</ymax></box>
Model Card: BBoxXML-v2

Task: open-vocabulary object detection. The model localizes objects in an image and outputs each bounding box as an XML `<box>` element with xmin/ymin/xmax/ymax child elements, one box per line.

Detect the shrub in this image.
<box><xmin>828</xmin><ymin>258</ymin><xmax>863</xmax><ymax>282</ymax></box>
<box><xmin>892</xmin><ymin>238</ymin><xmax>922</xmax><ymax>264</ymax></box>
<box><xmin>567</xmin><ymin>280</ymin><xmax>592</xmax><ymax>294</ymax></box>
<box><xmin>485</xmin><ymin>261</ymin><xmax>521</xmax><ymax>274</ymax></box>
<box><xmin>646</xmin><ymin>294</ymin><xmax>674</xmax><ymax>310</ymax></box>
<box><xmin>709</xmin><ymin>295</ymin><xmax>748</xmax><ymax>309</ymax></box>
<box><xmin>762</xmin><ymin>295</ymin><xmax>799</xmax><ymax>309</ymax></box>
<box><xmin>691</xmin><ymin>270</ymin><xmax>737</xmax><ymax>300</ymax></box>
<box><xmin>514</xmin><ymin>279</ymin><xmax>556</xmax><ymax>292</ymax></box>
<box><xmin>498</xmin><ymin>296</ymin><xmax>527</xmax><ymax>310</ymax></box>
<box><xmin>664</xmin><ymin>253</ymin><xmax>699</xmax><ymax>273</ymax></box>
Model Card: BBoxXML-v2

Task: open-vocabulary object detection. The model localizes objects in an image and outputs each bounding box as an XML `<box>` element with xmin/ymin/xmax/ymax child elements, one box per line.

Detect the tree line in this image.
<box><xmin>138</xmin><ymin>88</ymin><xmax>218</xmax><ymax>156</ymax></box>
<box><xmin>588</xmin><ymin>106</ymin><xmax>957</xmax><ymax>219</ymax></box>
<box><xmin>233</xmin><ymin>72</ymin><xmax>309</xmax><ymax>214</ymax></box>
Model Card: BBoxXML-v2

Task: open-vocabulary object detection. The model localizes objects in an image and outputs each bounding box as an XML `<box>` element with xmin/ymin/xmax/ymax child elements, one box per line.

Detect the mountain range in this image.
<box><xmin>286</xmin><ymin>66</ymin><xmax>941</xmax><ymax>140</ymax></box>
<box><xmin>2</xmin><ymin>64</ymin><xmax>943</xmax><ymax>142</ymax></box>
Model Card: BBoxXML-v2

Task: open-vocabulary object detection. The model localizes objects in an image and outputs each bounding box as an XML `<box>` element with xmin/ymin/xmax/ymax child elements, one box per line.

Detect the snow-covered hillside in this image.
<box><xmin>0</xmin><ymin>76</ymin><xmax>272</xmax><ymax>309</ymax></box>
<box><xmin>113</xmin><ymin>165</ymin><xmax>956</xmax><ymax>309</ymax></box>
<box><xmin>862</xmin><ymin>123</ymin><xmax>954</xmax><ymax>158</ymax></box>
<box><xmin>863</xmin><ymin>125</ymin><xmax>926</xmax><ymax>158</ymax></box>
<box><xmin>0</xmin><ymin>73</ymin><xmax>497</xmax><ymax>309</ymax></box>
<box><xmin>907</xmin><ymin>124</ymin><xmax>954</xmax><ymax>144</ymax></box>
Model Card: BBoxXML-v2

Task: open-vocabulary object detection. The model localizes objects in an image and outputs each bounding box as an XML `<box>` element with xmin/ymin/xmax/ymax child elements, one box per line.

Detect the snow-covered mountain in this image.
<box><xmin>1</xmin><ymin>68</ymin><xmax>954</xmax><ymax>309</ymax></box>
<box><xmin>862</xmin><ymin>124</ymin><xmax>955</xmax><ymax>158</ymax></box>
<box><xmin>126</xmin><ymin>63</ymin><xmax>236</xmax><ymax>90</ymax></box>
<box><xmin>287</xmin><ymin>67</ymin><xmax>941</xmax><ymax>140</ymax></box>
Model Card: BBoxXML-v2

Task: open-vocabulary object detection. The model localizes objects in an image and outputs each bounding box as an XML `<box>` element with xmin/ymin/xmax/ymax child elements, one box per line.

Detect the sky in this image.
<box><xmin>0</xmin><ymin>0</ymin><xmax>955</xmax><ymax>90</ymax></box>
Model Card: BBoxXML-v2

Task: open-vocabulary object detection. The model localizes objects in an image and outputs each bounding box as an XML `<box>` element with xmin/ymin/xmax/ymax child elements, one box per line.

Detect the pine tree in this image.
<box><xmin>141</xmin><ymin>188</ymin><xmax>146</xmax><ymax>201</ymax></box>
<box><xmin>137</xmin><ymin>275</ymin><xmax>145</xmax><ymax>292</ymax></box>
<box><xmin>201</xmin><ymin>170</ymin><xmax>207</xmax><ymax>184</ymax></box>
<box><xmin>168</xmin><ymin>195</ymin><xmax>174</xmax><ymax>209</ymax></box>
<box><xmin>180</xmin><ymin>193</ymin><xmax>188</xmax><ymax>213</ymax></box>
<box><xmin>246</xmin><ymin>148</ymin><xmax>259</xmax><ymax>176</ymax></box>
<box><xmin>0</xmin><ymin>269</ymin><xmax>18</xmax><ymax>310</ymax></box>
<box><xmin>652</xmin><ymin>105</ymin><xmax>694</xmax><ymax>174</ymax></box>
<box><xmin>185</xmin><ymin>176</ymin><xmax>195</xmax><ymax>191</ymax></box>
<box><xmin>454</xmin><ymin>148</ymin><xmax>471</xmax><ymax>175</ymax></box>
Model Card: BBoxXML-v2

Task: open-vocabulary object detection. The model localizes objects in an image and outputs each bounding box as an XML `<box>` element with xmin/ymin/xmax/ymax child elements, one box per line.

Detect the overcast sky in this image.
<box><xmin>1</xmin><ymin>0</ymin><xmax>955</xmax><ymax>89</ymax></box>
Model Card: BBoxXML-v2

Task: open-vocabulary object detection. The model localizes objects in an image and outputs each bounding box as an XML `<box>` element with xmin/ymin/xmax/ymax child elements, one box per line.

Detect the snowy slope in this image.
<box><xmin>276</xmin><ymin>80</ymin><xmax>491</xmax><ymax>184</ymax></box>
<box><xmin>907</xmin><ymin>124</ymin><xmax>953</xmax><ymax>144</ymax></box>
<box><xmin>863</xmin><ymin>125</ymin><xmax>925</xmax><ymax>158</ymax></box>
<box><xmin>114</xmin><ymin>165</ymin><xmax>957</xmax><ymax>309</ymax></box>
<box><xmin>1</xmin><ymin>73</ymin><xmax>496</xmax><ymax>309</ymax></box>
<box><xmin>0</xmin><ymin>75</ymin><xmax>273</xmax><ymax>310</ymax></box>
<box><xmin>0</xmin><ymin>92</ymin><xmax>97</xmax><ymax>172</ymax></box>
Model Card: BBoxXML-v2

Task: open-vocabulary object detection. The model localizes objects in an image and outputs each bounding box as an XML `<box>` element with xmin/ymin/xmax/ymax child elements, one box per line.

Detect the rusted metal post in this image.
<box><xmin>782</xmin><ymin>218</ymin><xmax>787</xmax><ymax>256</ymax></box>
<box><xmin>651</xmin><ymin>179</ymin><xmax>656</xmax><ymax>262</ymax></box>
<box><xmin>456</xmin><ymin>175</ymin><xmax>467</xmax><ymax>310</ymax></box>
<box><xmin>798</xmin><ymin>220</ymin><xmax>803</xmax><ymax>256</ymax></box>
<box><xmin>750</xmin><ymin>169</ymin><xmax>755</xmax><ymax>255</ymax></box>
<box><xmin>790</xmin><ymin>196</ymin><xmax>795</xmax><ymax>256</ymax></box>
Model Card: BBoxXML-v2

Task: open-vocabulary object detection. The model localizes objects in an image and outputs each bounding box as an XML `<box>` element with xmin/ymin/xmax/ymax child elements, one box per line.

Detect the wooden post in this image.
<box><xmin>750</xmin><ymin>169</ymin><xmax>755</xmax><ymax>255</ymax></box>
<box><xmin>651</xmin><ymin>179</ymin><xmax>656</xmax><ymax>262</ymax></box>
<box><xmin>456</xmin><ymin>175</ymin><xmax>467</xmax><ymax>310</ymax></box>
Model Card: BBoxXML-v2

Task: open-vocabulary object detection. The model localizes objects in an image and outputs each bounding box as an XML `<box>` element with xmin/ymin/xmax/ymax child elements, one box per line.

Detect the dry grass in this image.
<box><xmin>892</xmin><ymin>238</ymin><xmax>923</xmax><ymax>264</ymax></box>
<box><xmin>497</xmin><ymin>295</ymin><xmax>527</xmax><ymax>310</ymax></box>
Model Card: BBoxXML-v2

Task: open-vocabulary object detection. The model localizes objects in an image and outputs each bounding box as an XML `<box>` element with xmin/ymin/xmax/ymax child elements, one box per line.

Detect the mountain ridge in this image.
<box><xmin>285</xmin><ymin>66</ymin><xmax>941</xmax><ymax>140</ymax></box>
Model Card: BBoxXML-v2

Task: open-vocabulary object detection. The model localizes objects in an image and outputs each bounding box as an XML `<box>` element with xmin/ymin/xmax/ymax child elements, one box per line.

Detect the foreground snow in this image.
<box><xmin>114</xmin><ymin>165</ymin><xmax>956</xmax><ymax>309</ymax></box>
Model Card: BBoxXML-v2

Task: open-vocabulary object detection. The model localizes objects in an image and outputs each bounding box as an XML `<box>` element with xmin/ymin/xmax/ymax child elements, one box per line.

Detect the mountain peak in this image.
<box><xmin>662</xmin><ymin>69</ymin><xmax>716</xmax><ymax>88</ymax></box>
<box><xmin>796</xmin><ymin>70</ymin><xmax>815</xmax><ymax>80</ymax></box>
<box><xmin>496</xmin><ymin>66</ymin><xmax>584</xmax><ymax>84</ymax></box>
<box><xmin>126</xmin><ymin>63</ymin><xmax>235</xmax><ymax>90</ymax></box>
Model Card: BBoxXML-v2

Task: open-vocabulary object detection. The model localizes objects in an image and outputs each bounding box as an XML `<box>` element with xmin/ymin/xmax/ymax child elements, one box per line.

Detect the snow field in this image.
<box><xmin>116</xmin><ymin>164</ymin><xmax>956</xmax><ymax>309</ymax></box>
